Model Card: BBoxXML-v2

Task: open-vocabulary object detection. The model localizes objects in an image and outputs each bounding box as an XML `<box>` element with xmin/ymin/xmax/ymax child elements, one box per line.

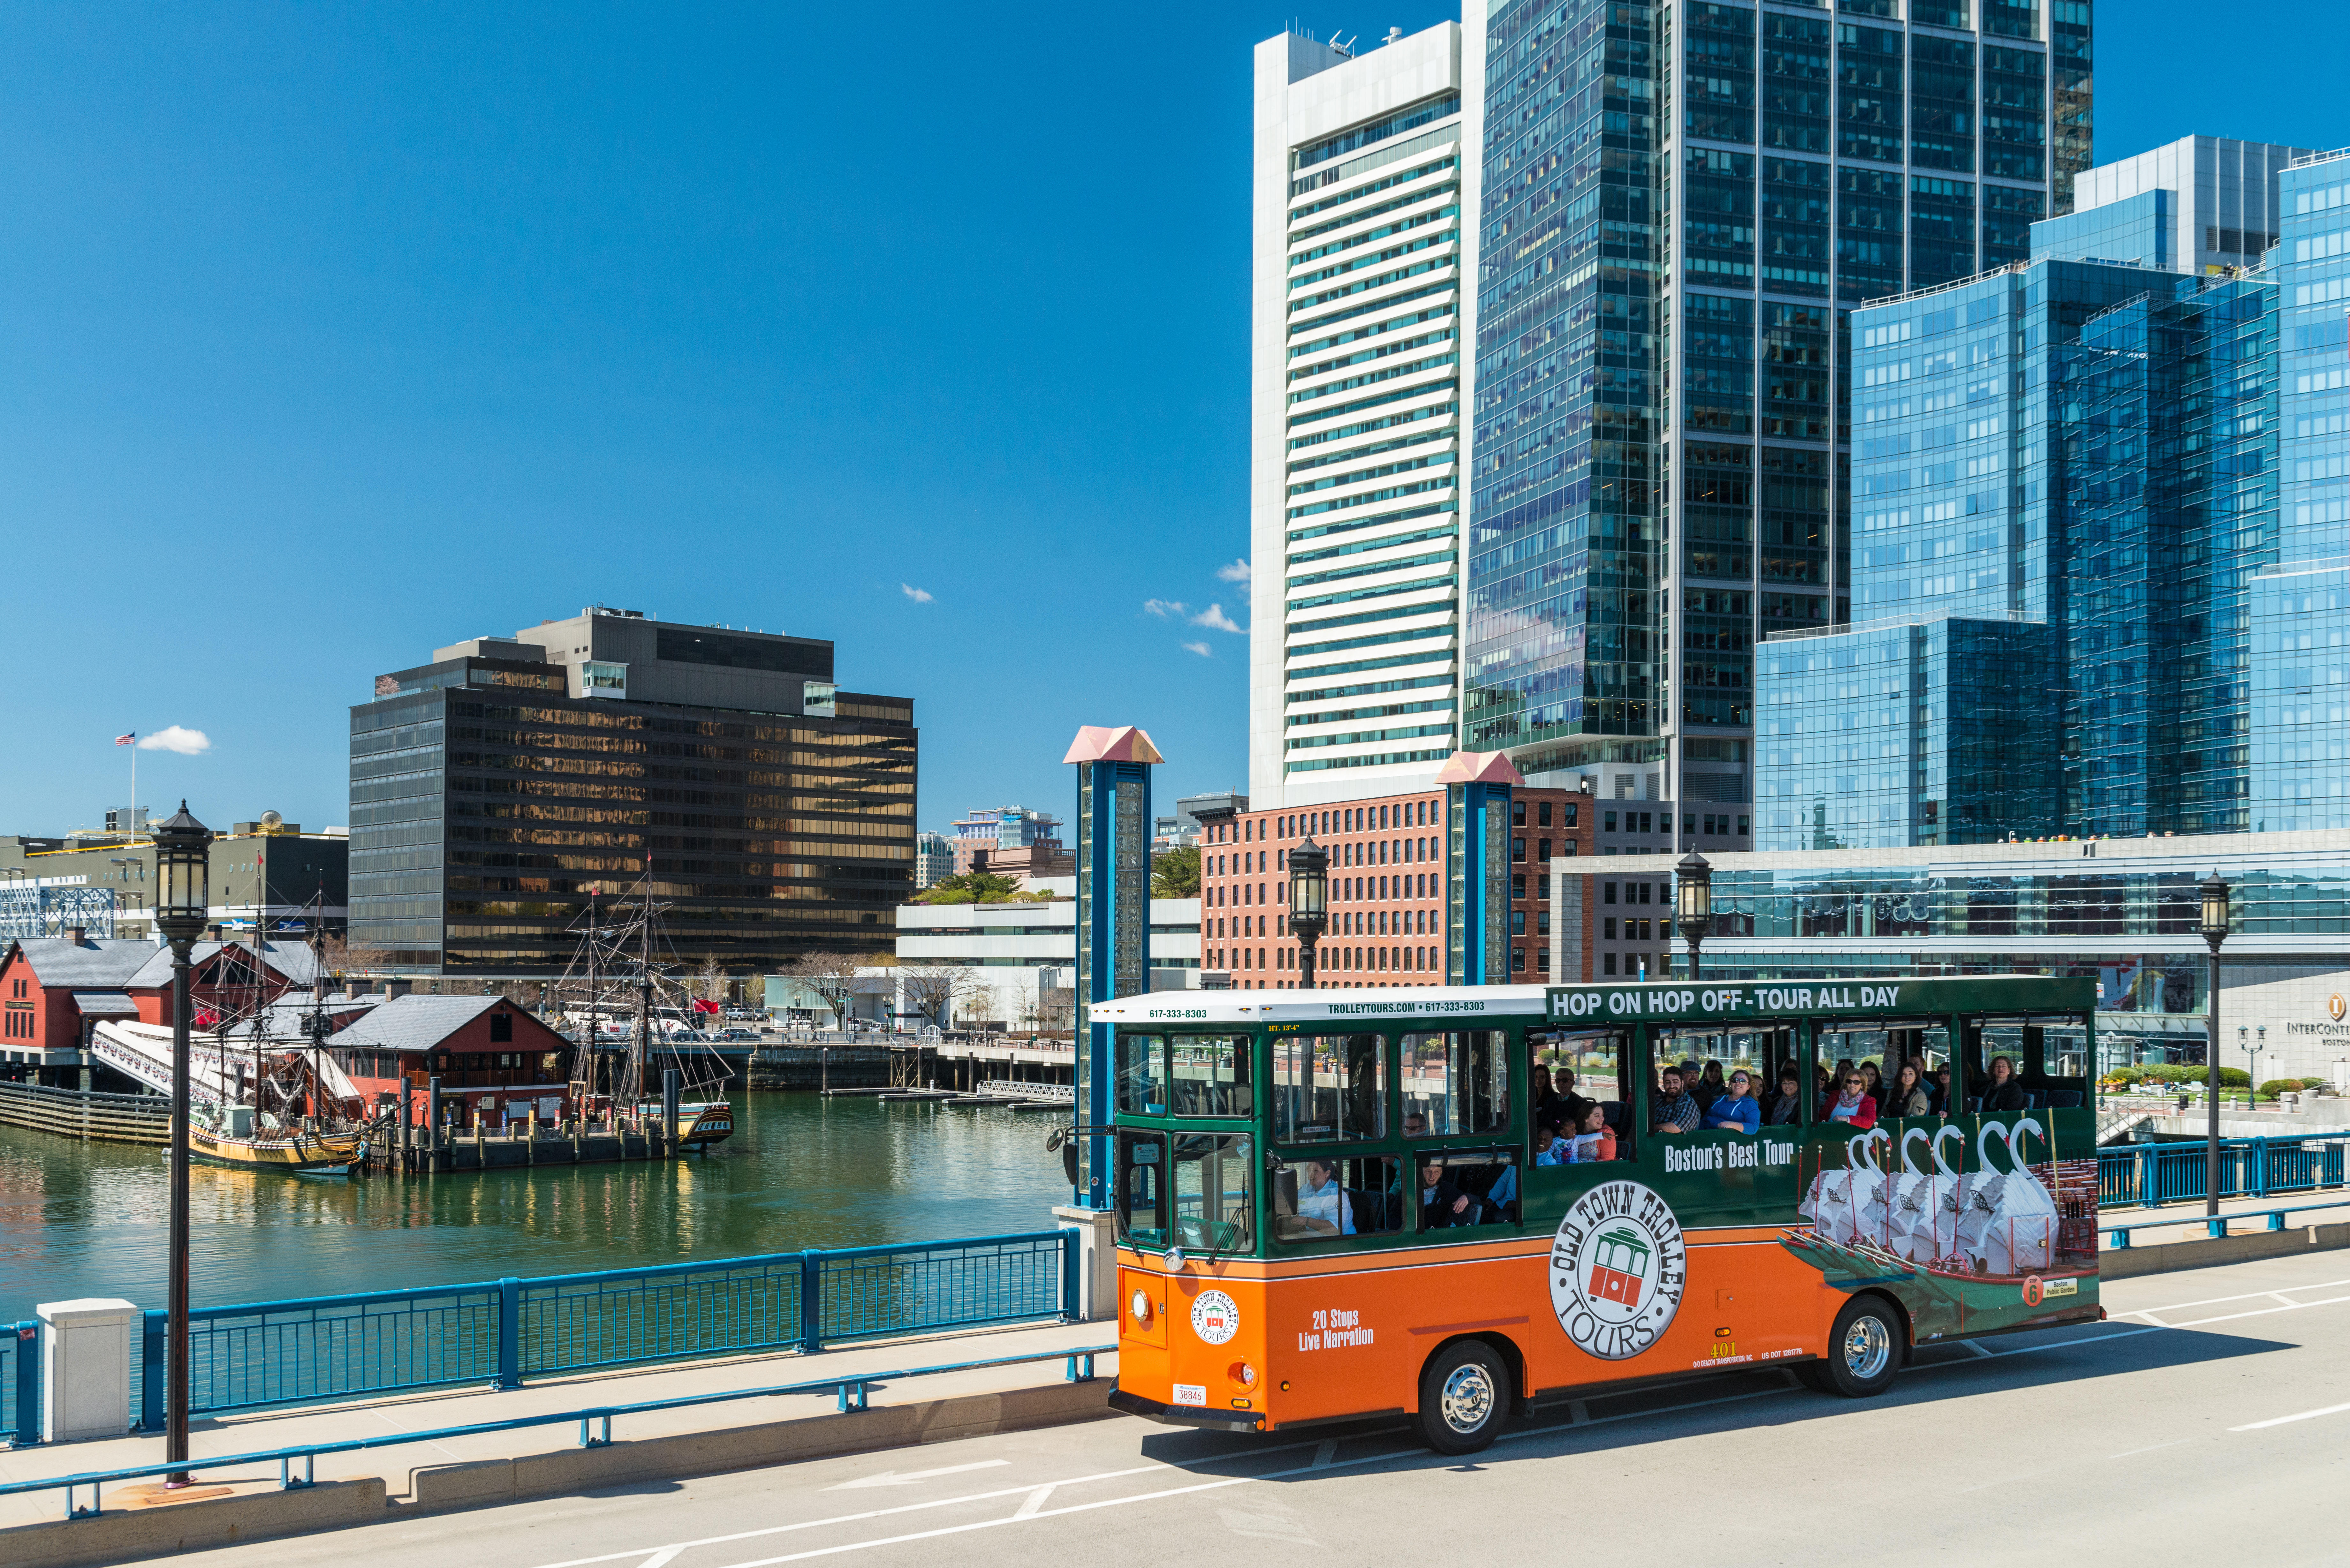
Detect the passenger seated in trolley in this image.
<box><xmin>1652</xmin><ymin>1064</ymin><xmax>1702</xmax><ymax>1134</ymax></box>
<box><xmin>1706</xmin><ymin>1069</ymin><xmax>1760</xmax><ymax>1134</ymax></box>
<box><xmin>1292</xmin><ymin>1158</ymin><xmax>1355</xmax><ymax>1236</ymax></box>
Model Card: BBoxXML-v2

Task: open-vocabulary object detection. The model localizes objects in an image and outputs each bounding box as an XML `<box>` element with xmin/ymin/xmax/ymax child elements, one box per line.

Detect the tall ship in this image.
<box><xmin>549</xmin><ymin>873</ymin><xmax>735</xmax><ymax>1149</ymax></box>
<box><xmin>90</xmin><ymin>916</ymin><xmax>375</xmax><ymax>1176</ymax></box>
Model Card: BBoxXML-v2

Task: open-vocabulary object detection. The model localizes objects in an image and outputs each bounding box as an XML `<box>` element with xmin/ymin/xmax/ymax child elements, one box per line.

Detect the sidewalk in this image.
<box><xmin>0</xmin><ymin>1316</ymin><xmax>1117</xmax><ymax>1544</ymax></box>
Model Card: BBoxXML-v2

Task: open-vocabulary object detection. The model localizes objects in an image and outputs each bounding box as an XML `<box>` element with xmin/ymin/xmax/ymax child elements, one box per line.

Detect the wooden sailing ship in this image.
<box><xmin>548</xmin><ymin>871</ymin><xmax>735</xmax><ymax>1149</ymax></box>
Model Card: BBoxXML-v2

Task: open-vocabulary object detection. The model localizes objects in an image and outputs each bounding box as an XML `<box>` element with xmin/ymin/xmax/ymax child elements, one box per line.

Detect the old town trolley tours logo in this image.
<box><xmin>1549</xmin><ymin>1180</ymin><xmax>1687</xmax><ymax>1361</ymax></box>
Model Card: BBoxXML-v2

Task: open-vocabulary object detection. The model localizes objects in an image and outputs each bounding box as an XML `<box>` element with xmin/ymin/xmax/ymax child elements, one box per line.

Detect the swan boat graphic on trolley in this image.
<box><xmin>1785</xmin><ymin>1117</ymin><xmax>2101</xmax><ymax>1340</ymax></box>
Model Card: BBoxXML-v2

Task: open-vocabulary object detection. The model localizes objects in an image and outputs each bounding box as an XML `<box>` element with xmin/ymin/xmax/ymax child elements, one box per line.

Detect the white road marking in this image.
<box><xmin>1963</xmin><ymin>1340</ymin><xmax>1996</xmax><ymax>1358</ymax></box>
<box><xmin>2149</xmin><ymin>1294</ymin><xmax>2350</xmax><ymax>1330</ymax></box>
<box><xmin>2231</xmin><ymin>1400</ymin><xmax>2350</xmax><ymax>1432</ymax></box>
<box><xmin>636</xmin><ymin>1551</ymin><xmax>682</xmax><ymax>1568</ymax></box>
<box><xmin>1309</xmin><ymin>1440</ymin><xmax>1337</xmax><ymax>1468</ymax></box>
<box><xmin>825</xmin><ymin>1460</ymin><xmax>1011</xmax><ymax>1491</ymax></box>
<box><xmin>2108</xmin><ymin>1440</ymin><xmax>2188</xmax><ymax>1460</ymax></box>
<box><xmin>1567</xmin><ymin>1399</ymin><xmax>1590</xmax><ymax>1424</ymax></box>
<box><xmin>521</xmin><ymin>1468</ymin><xmax>1168</xmax><ymax>1568</ymax></box>
<box><xmin>2108</xmin><ymin>1278</ymin><xmax>2350</xmax><ymax>1319</ymax></box>
<box><xmin>1011</xmin><ymin>1485</ymin><xmax>1056</xmax><ymax>1519</ymax></box>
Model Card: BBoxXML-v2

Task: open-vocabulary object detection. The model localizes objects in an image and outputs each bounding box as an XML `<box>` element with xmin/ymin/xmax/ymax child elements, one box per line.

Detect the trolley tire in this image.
<box><xmin>1813</xmin><ymin>1295</ymin><xmax>1903</xmax><ymax>1399</ymax></box>
<box><xmin>1414</xmin><ymin>1339</ymin><xmax>1510</xmax><ymax>1454</ymax></box>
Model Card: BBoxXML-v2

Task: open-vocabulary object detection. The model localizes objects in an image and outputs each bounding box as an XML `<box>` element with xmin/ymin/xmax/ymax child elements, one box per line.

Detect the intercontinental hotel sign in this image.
<box><xmin>2286</xmin><ymin>993</ymin><xmax>2350</xmax><ymax>1039</ymax></box>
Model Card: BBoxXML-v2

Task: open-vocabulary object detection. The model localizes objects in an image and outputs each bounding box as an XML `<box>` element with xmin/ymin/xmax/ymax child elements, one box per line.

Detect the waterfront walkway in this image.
<box><xmin>0</xmin><ymin>1316</ymin><xmax>1115</xmax><ymax>1539</ymax></box>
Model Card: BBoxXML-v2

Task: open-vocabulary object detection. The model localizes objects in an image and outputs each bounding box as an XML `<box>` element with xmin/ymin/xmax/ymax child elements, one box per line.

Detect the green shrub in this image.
<box><xmin>2260</xmin><ymin>1079</ymin><xmax>2305</xmax><ymax>1097</ymax></box>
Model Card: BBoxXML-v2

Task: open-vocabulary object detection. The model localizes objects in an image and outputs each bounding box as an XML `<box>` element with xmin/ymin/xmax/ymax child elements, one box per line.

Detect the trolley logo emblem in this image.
<box><xmin>1549</xmin><ymin>1180</ymin><xmax>1686</xmax><ymax>1361</ymax></box>
<box><xmin>1191</xmin><ymin>1289</ymin><xmax>1241</xmax><ymax>1346</ymax></box>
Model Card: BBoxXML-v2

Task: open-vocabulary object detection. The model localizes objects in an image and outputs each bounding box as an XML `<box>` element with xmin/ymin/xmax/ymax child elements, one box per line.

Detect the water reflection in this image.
<box><xmin>0</xmin><ymin>1095</ymin><xmax>1069</xmax><ymax>1321</ymax></box>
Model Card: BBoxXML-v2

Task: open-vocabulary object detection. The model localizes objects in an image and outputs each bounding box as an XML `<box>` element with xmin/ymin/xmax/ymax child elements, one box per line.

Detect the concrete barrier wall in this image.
<box><xmin>0</xmin><ymin>1377</ymin><xmax>1114</xmax><ymax>1567</ymax></box>
<box><xmin>6</xmin><ymin>1479</ymin><xmax>387</xmax><ymax>1568</ymax></box>
<box><xmin>2102</xmin><ymin>1220</ymin><xmax>2350</xmax><ymax>1279</ymax></box>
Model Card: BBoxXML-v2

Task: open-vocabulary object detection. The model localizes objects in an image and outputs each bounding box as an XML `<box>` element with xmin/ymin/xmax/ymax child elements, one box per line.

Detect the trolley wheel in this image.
<box><xmin>1809</xmin><ymin>1295</ymin><xmax>1902</xmax><ymax>1398</ymax></box>
<box><xmin>1414</xmin><ymin>1339</ymin><xmax>1510</xmax><ymax>1454</ymax></box>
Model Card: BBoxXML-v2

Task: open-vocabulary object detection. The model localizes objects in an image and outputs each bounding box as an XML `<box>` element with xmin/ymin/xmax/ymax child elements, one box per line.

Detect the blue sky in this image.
<box><xmin>3</xmin><ymin>2</ymin><xmax>2344</xmax><ymax>838</ymax></box>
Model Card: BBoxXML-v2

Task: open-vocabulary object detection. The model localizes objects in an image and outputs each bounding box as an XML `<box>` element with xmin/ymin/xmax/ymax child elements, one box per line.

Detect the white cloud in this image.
<box><xmin>1191</xmin><ymin>603</ymin><xmax>1244</xmax><ymax>634</ymax></box>
<box><xmin>1215</xmin><ymin>558</ymin><xmax>1252</xmax><ymax>584</ymax></box>
<box><xmin>138</xmin><ymin>726</ymin><xmax>212</xmax><ymax>756</ymax></box>
<box><xmin>901</xmin><ymin>584</ymin><xmax>934</xmax><ymax>604</ymax></box>
<box><xmin>1144</xmin><ymin>599</ymin><xmax>1189</xmax><ymax>620</ymax></box>
<box><xmin>1181</xmin><ymin>640</ymin><xmax>1213</xmax><ymax>658</ymax></box>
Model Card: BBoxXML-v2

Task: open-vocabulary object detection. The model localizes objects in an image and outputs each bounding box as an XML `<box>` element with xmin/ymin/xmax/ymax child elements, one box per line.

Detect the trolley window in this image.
<box><xmin>1399</xmin><ymin>1030</ymin><xmax>1510</xmax><ymax>1138</ymax></box>
<box><xmin>1116</xmin><ymin>1033</ymin><xmax>1169</xmax><ymax>1116</ymax></box>
<box><xmin>1172</xmin><ymin>1133</ymin><xmax>1254</xmax><ymax>1254</ymax></box>
<box><xmin>1272</xmin><ymin>1032</ymin><xmax>1387</xmax><ymax>1144</ymax></box>
<box><xmin>1117</xmin><ymin>1129</ymin><xmax>1167</xmax><ymax>1247</ymax></box>
<box><xmin>1169</xmin><ymin>1035</ymin><xmax>1254</xmax><ymax>1118</ymax></box>
<box><xmin>1270</xmin><ymin>1154</ymin><xmax>1402</xmax><ymax>1241</ymax></box>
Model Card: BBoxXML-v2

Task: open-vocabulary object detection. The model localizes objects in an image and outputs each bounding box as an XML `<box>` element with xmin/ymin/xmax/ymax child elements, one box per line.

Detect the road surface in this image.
<box><xmin>186</xmin><ymin>1247</ymin><xmax>2350</xmax><ymax>1567</ymax></box>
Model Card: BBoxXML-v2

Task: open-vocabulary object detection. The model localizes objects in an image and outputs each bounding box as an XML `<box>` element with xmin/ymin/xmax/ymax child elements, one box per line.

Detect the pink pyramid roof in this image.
<box><xmin>1434</xmin><ymin>749</ymin><xmax>1524</xmax><ymax>787</ymax></box>
<box><xmin>1062</xmin><ymin>725</ymin><xmax>1165</xmax><ymax>765</ymax></box>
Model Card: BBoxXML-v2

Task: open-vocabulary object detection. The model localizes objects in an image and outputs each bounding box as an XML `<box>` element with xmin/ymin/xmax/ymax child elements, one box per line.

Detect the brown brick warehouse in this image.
<box><xmin>1193</xmin><ymin>786</ymin><xmax>1588</xmax><ymax>987</ymax></box>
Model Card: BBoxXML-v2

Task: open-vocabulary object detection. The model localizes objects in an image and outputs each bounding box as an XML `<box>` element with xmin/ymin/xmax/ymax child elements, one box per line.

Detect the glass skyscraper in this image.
<box><xmin>2251</xmin><ymin>155</ymin><xmax>2350</xmax><ymax>830</ymax></box>
<box><xmin>1460</xmin><ymin>0</ymin><xmax>2088</xmax><ymax>840</ymax></box>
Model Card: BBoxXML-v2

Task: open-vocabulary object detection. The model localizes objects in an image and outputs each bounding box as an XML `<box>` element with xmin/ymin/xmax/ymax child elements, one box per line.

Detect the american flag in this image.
<box><xmin>114</xmin><ymin>733</ymin><xmax>135</xmax><ymax>746</ymax></box>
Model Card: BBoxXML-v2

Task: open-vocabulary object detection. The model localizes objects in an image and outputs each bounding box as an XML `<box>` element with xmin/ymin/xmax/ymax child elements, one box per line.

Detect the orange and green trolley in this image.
<box><xmin>1098</xmin><ymin>975</ymin><xmax>2102</xmax><ymax>1452</ymax></box>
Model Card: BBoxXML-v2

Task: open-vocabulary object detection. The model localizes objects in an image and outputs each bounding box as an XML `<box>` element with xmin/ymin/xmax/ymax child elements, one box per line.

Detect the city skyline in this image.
<box><xmin>5</xmin><ymin>2</ymin><xmax>2347</xmax><ymax>840</ymax></box>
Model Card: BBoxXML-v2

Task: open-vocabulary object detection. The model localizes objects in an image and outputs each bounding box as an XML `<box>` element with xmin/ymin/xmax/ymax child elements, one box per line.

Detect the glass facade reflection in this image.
<box><xmin>2251</xmin><ymin>155</ymin><xmax>2350</xmax><ymax>829</ymax></box>
<box><xmin>1464</xmin><ymin>0</ymin><xmax>2083</xmax><ymax>817</ymax></box>
<box><xmin>350</xmin><ymin>652</ymin><xmax>916</xmax><ymax>974</ymax></box>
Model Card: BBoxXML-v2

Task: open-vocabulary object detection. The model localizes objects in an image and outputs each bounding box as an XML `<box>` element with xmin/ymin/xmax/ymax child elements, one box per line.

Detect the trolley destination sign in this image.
<box><xmin>1089</xmin><ymin>975</ymin><xmax>2092</xmax><ymax>1029</ymax></box>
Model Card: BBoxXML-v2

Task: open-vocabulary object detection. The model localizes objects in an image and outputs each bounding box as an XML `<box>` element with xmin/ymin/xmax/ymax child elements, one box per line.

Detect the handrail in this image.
<box><xmin>1</xmin><ymin>1342</ymin><xmax>1118</xmax><ymax>1520</ymax></box>
<box><xmin>2103</xmin><ymin>1198</ymin><xmax>2350</xmax><ymax>1248</ymax></box>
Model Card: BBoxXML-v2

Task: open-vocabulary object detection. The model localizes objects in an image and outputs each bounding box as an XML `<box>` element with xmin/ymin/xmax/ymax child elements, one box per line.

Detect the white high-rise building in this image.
<box><xmin>1249</xmin><ymin>23</ymin><xmax>1480</xmax><ymax>808</ymax></box>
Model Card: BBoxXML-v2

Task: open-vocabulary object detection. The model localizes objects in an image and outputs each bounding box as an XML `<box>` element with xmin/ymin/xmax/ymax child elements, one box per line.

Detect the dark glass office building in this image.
<box><xmin>1464</xmin><ymin>0</ymin><xmax>2088</xmax><ymax>831</ymax></box>
<box><xmin>349</xmin><ymin>608</ymin><xmax>916</xmax><ymax>976</ymax></box>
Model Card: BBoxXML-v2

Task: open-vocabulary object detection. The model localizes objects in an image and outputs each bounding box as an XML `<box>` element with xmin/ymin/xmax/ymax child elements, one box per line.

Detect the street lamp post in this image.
<box><xmin>2201</xmin><ymin>871</ymin><xmax>2231</xmax><ymax>1219</ymax></box>
<box><xmin>1674</xmin><ymin>850</ymin><xmax>1713</xmax><ymax>982</ymax></box>
<box><xmin>1287</xmin><ymin>838</ymin><xmax>1329</xmax><ymax>990</ymax></box>
<box><xmin>150</xmin><ymin>802</ymin><xmax>213</xmax><ymax>1485</ymax></box>
<box><xmin>2242</xmin><ymin>1024</ymin><xmax>2267</xmax><ymax>1111</ymax></box>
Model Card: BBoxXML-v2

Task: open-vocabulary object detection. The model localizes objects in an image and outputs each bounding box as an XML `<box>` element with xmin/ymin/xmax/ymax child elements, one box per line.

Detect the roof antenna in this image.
<box><xmin>1384</xmin><ymin>25</ymin><xmax>1403</xmax><ymax>44</ymax></box>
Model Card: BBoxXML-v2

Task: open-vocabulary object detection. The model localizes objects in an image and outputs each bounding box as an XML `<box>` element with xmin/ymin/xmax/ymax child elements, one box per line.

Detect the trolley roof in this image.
<box><xmin>1089</xmin><ymin>975</ymin><xmax>2095</xmax><ymax>1030</ymax></box>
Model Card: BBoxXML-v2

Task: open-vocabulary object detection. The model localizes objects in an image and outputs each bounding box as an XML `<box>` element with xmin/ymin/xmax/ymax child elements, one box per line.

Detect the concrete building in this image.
<box><xmin>349</xmin><ymin>605</ymin><xmax>916</xmax><ymax>976</ymax></box>
<box><xmin>914</xmin><ymin>832</ymin><xmax>954</xmax><ymax>890</ymax></box>
<box><xmin>1551</xmin><ymin>831</ymin><xmax>2350</xmax><ymax>1085</ymax></box>
<box><xmin>892</xmin><ymin>877</ymin><xmax>1202</xmax><ymax>1000</ymax></box>
<box><xmin>1455</xmin><ymin>0</ymin><xmax>2090</xmax><ymax>837</ymax></box>
<box><xmin>0</xmin><ymin>817</ymin><xmax>349</xmax><ymax>942</ymax></box>
<box><xmin>948</xmin><ymin>806</ymin><xmax>1066</xmax><ymax>877</ymax></box>
<box><xmin>1251</xmin><ymin>23</ymin><xmax>1477</xmax><ymax>808</ymax></box>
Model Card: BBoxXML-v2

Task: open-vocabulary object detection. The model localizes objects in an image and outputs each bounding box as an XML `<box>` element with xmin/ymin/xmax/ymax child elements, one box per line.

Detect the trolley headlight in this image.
<box><xmin>1130</xmin><ymin>1289</ymin><xmax>1153</xmax><ymax>1326</ymax></box>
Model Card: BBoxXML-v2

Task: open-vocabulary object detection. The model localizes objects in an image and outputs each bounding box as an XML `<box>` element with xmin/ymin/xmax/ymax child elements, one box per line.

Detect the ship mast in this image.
<box><xmin>626</xmin><ymin>856</ymin><xmax>653</xmax><ymax>1109</ymax></box>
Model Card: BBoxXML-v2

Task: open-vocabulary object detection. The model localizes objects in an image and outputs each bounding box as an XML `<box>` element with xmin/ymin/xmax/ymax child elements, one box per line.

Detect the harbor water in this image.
<box><xmin>0</xmin><ymin>1093</ymin><xmax>1071</xmax><ymax>1325</ymax></box>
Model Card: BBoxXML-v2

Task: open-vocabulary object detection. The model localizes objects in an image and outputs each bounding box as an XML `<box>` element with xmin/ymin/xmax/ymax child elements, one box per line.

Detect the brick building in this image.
<box><xmin>1194</xmin><ymin>782</ymin><xmax>1589</xmax><ymax>989</ymax></box>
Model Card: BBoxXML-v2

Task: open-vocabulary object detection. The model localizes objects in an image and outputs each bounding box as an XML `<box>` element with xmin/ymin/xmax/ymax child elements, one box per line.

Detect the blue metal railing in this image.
<box><xmin>2104</xmin><ymin>1197</ymin><xmax>2350</xmax><ymax>1247</ymax></box>
<box><xmin>130</xmin><ymin>1229</ymin><xmax>1075</xmax><ymax>1429</ymax></box>
<box><xmin>4</xmin><ymin>1319</ymin><xmax>37</xmax><ymax>1447</ymax></box>
<box><xmin>5</xmin><ymin>1341</ymin><xmax>1116</xmax><ymax>1521</ymax></box>
<box><xmin>2096</xmin><ymin>1130</ymin><xmax>2350</xmax><ymax>1209</ymax></box>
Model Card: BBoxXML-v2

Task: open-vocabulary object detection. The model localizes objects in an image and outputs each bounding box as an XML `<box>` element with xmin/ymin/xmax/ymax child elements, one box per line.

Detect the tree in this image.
<box><xmin>693</xmin><ymin>958</ymin><xmax>727</xmax><ymax>1013</ymax></box>
<box><xmin>1151</xmin><ymin>845</ymin><xmax>1200</xmax><ymax>899</ymax></box>
<box><xmin>899</xmin><ymin>963</ymin><xmax>978</xmax><ymax>1029</ymax></box>
<box><xmin>913</xmin><ymin>871</ymin><xmax>1047</xmax><ymax>905</ymax></box>
<box><xmin>962</xmin><ymin>982</ymin><xmax>1000</xmax><ymax>1028</ymax></box>
<box><xmin>780</xmin><ymin>950</ymin><xmax>865</xmax><ymax>1033</ymax></box>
